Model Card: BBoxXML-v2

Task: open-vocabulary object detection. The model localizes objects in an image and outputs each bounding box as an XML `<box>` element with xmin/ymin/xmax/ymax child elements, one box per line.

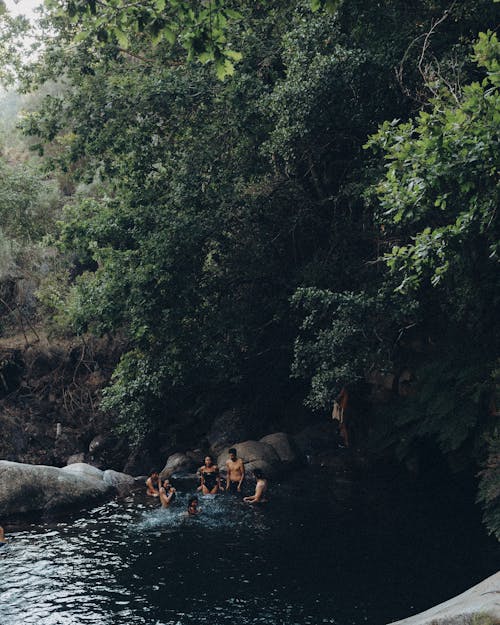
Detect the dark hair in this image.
<box><xmin>188</xmin><ymin>496</ymin><xmax>198</xmax><ymax>507</ymax></box>
<box><xmin>253</xmin><ymin>469</ymin><xmax>264</xmax><ymax>480</ymax></box>
<box><xmin>228</xmin><ymin>448</ymin><xmax>237</xmax><ymax>456</ymax></box>
<box><xmin>205</xmin><ymin>455</ymin><xmax>213</xmax><ymax>462</ymax></box>
<box><xmin>149</xmin><ymin>469</ymin><xmax>159</xmax><ymax>476</ymax></box>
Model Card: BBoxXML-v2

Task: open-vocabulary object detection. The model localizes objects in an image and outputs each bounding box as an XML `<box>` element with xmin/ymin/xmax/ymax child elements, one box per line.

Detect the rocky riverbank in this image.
<box><xmin>389</xmin><ymin>572</ymin><xmax>500</xmax><ymax>625</ymax></box>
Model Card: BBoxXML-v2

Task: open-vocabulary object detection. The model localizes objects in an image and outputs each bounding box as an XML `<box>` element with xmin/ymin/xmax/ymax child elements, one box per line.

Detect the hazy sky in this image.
<box><xmin>4</xmin><ymin>0</ymin><xmax>42</xmax><ymax>20</ymax></box>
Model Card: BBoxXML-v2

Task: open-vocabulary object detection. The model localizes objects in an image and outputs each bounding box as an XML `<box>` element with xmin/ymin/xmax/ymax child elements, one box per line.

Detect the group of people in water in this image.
<box><xmin>146</xmin><ymin>448</ymin><xmax>268</xmax><ymax>515</ymax></box>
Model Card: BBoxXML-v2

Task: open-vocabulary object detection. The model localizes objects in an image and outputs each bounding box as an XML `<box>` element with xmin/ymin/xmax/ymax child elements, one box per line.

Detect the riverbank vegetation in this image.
<box><xmin>0</xmin><ymin>0</ymin><xmax>498</xmax><ymax>538</ymax></box>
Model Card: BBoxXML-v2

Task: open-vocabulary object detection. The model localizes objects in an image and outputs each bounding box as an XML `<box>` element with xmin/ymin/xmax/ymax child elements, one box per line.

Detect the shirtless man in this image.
<box><xmin>225</xmin><ymin>448</ymin><xmax>245</xmax><ymax>494</ymax></box>
<box><xmin>243</xmin><ymin>469</ymin><xmax>268</xmax><ymax>504</ymax></box>
<box><xmin>146</xmin><ymin>470</ymin><xmax>160</xmax><ymax>497</ymax></box>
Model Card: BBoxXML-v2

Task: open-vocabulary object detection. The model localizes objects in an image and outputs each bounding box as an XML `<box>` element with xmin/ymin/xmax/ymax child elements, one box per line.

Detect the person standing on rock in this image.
<box><xmin>0</xmin><ymin>525</ymin><xmax>7</xmax><ymax>546</ymax></box>
<box><xmin>225</xmin><ymin>448</ymin><xmax>245</xmax><ymax>494</ymax></box>
<box><xmin>146</xmin><ymin>470</ymin><xmax>161</xmax><ymax>497</ymax></box>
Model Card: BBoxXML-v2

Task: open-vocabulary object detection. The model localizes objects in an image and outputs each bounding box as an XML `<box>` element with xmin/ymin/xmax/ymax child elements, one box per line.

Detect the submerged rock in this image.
<box><xmin>0</xmin><ymin>460</ymin><xmax>112</xmax><ymax>517</ymax></box>
<box><xmin>388</xmin><ymin>571</ymin><xmax>500</xmax><ymax>625</ymax></box>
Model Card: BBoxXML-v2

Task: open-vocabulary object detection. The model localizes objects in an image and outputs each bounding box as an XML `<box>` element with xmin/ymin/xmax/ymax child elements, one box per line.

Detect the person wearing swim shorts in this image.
<box><xmin>225</xmin><ymin>448</ymin><xmax>245</xmax><ymax>494</ymax></box>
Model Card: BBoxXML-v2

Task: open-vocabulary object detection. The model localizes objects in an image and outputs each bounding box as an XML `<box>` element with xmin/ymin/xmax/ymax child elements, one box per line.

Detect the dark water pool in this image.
<box><xmin>0</xmin><ymin>469</ymin><xmax>498</xmax><ymax>625</ymax></box>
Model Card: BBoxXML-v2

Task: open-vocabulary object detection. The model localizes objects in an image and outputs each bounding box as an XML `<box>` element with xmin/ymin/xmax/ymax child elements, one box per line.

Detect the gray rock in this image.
<box><xmin>260</xmin><ymin>432</ymin><xmax>297</xmax><ymax>464</ymax></box>
<box><xmin>208</xmin><ymin>410</ymin><xmax>257</xmax><ymax>456</ymax></box>
<box><xmin>217</xmin><ymin>440</ymin><xmax>281</xmax><ymax>477</ymax></box>
<box><xmin>0</xmin><ymin>460</ymin><xmax>112</xmax><ymax>517</ymax></box>
<box><xmin>61</xmin><ymin>462</ymin><xmax>104</xmax><ymax>479</ymax></box>
<box><xmin>169</xmin><ymin>473</ymin><xmax>200</xmax><ymax>491</ymax></box>
<box><xmin>66</xmin><ymin>453</ymin><xmax>86</xmax><ymax>465</ymax></box>
<box><xmin>103</xmin><ymin>469</ymin><xmax>135</xmax><ymax>493</ymax></box>
<box><xmin>186</xmin><ymin>449</ymin><xmax>205</xmax><ymax>466</ymax></box>
<box><xmin>388</xmin><ymin>571</ymin><xmax>500</xmax><ymax>625</ymax></box>
<box><xmin>160</xmin><ymin>452</ymin><xmax>197</xmax><ymax>479</ymax></box>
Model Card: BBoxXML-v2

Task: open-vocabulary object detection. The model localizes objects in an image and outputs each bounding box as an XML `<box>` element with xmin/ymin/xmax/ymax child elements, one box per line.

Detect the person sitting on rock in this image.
<box><xmin>187</xmin><ymin>496</ymin><xmax>201</xmax><ymax>516</ymax></box>
<box><xmin>159</xmin><ymin>478</ymin><xmax>176</xmax><ymax>508</ymax></box>
<box><xmin>198</xmin><ymin>455</ymin><xmax>220</xmax><ymax>495</ymax></box>
<box><xmin>146</xmin><ymin>470</ymin><xmax>160</xmax><ymax>497</ymax></box>
<box><xmin>0</xmin><ymin>525</ymin><xmax>7</xmax><ymax>546</ymax></box>
<box><xmin>243</xmin><ymin>469</ymin><xmax>268</xmax><ymax>504</ymax></box>
<box><xmin>225</xmin><ymin>448</ymin><xmax>245</xmax><ymax>494</ymax></box>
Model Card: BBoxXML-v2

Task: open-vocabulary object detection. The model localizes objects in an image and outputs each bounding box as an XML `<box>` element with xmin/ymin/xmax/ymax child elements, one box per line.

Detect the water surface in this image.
<box><xmin>0</xmin><ymin>469</ymin><xmax>497</xmax><ymax>625</ymax></box>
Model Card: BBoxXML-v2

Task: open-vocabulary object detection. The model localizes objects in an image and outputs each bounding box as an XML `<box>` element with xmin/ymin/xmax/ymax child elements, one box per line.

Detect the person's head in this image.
<box><xmin>228</xmin><ymin>448</ymin><xmax>237</xmax><ymax>461</ymax></box>
<box><xmin>149</xmin><ymin>470</ymin><xmax>159</xmax><ymax>479</ymax></box>
<box><xmin>253</xmin><ymin>469</ymin><xmax>264</xmax><ymax>481</ymax></box>
<box><xmin>162</xmin><ymin>478</ymin><xmax>171</xmax><ymax>489</ymax></box>
<box><xmin>204</xmin><ymin>455</ymin><xmax>213</xmax><ymax>467</ymax></box>
<box><xmin>188</xmin><ymin>496</ymin><xmax>198</xmax><ymax>509</ymax></box>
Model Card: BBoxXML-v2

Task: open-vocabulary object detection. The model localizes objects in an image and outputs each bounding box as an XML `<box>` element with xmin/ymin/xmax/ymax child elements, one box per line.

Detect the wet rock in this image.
<box><xmin>89</xmin><ymin>433</ymin><xmax>115</xmax><ymax>454</ymax></box>
<box><xmin>208</xmin><ymin>410</ymin><xmax>257</xmax><ymax>456</ymax></box>
<box><xmin>217</xmin><ymin>440</ymin><xmax>281</xmax><ymax>477</ymax></box>
<box><xmin>260</xmin><ymin>432</ymin><xmax>298</xmax><ymax>464</ymax></box>
<box><xmin>103</xmin><ymin>469</ymin><xmax>135</xmax><ymax>493</ymax></box>
<box><xmin>0</xmin><ymin>460</ymin><xmax>112</xmax><ymax>517</ymax></box>
<box><xmin>160</xmin><ymin>452</ymin><xmax>197</xmax><ymax>479</ymax></box>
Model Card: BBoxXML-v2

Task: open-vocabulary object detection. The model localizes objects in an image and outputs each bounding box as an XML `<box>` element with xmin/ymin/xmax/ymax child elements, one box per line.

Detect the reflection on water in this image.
<box><xmin>0</xmin><ymin>472</ymin><xmax>497</xmax><ymax>625</ymax></box>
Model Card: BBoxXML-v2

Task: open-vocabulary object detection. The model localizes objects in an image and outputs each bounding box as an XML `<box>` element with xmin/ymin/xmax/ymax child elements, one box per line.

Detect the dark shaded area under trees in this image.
<box><xmin>0</xmin><ymin>0</ymin><xmax>498</xmax><ymax>537</ymax></box>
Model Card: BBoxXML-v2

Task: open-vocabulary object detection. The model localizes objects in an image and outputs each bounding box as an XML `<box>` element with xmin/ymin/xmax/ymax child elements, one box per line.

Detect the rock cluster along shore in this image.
<box><xmin>0</xmin><ymin>461</ymin><xmax>135</xmax><ymax>517</ymax></box>
<box><xmin>388</xmin><ymin>572</ymin><xmax>500</xmax><ymax>625</ymax></box>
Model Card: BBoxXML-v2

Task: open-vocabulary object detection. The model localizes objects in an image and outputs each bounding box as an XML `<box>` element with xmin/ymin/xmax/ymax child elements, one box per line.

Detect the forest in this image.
<box><xmin>0</xmin><ymin>0</ymin><xmax>499</xmax><ymax>540</ymax></box>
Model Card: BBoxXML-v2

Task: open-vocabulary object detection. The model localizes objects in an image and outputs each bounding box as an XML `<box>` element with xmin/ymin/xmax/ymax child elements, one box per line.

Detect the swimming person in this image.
<box><xmin>146</xmin><ymin>470</ymin><xmax>160</xmax><ymax>497</ymax></box>
<box><xmin>0</xmin><ymin>525</ymin><xmax>6</xmax><ymax>546</ymax></box>
<box><xmin>225</xmin><ymin>448</ymin><xmax>245</xmax><ymax>494</ymax></box>
<box><xmin>243</xmin><ymin>469</ymin><xmax>268</xmax><ymax>504</ymax></box>
<box><xmin>198</xmin><ymin>455</ymin><xmax>220</xmax><ymax>494</ymax></box>
<box><xmin>187</xmin><ymin>496</ymin><xmax>201</xmax><ymax>516</ymax></box>
<box><xmin>159</xmin><ymin>479</ymin><xmax>176</xmax><ymax>508</ymax></box>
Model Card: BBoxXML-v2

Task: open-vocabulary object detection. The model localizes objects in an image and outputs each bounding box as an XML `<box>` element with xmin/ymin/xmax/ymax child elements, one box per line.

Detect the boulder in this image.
<box><xmin>217</xmin><ymin>440</ymin><xmax>281</xmax><ymax>477</ymax></box>
<box><xmin>169</xmin><ymin>473</ymin><xmax>200</xmax><ymax>491</ymax></box>
<box><xmin>293</xmin><ymin>421</ymin><xmax>341</xmax><ymax>461</ymax></box>
<box><xmin>208</xmin><ymin>410</ymin><xmax>257</xmax><ymax>456</ymax></box>
<box><xmin>388</xmin><ymin>571</ymin><xmax>500</xmax><ymax>625</ymax></box>
<box><xmin>66</xmin><ymin>453</ymin><xmax>86</xmax><ymax>465</ymax></box>
<box><xmin>103</xmin><ymin>469</ymin><xmax>135</xmax><ymax>494</ymax></box>
<box><xmin>160</xmin><ymin>452</ymin><xmax>197</xmax><ymax>479</ymax></box>
<box><xmin>0</xmin><ymin>460</ymin><xmax>112</xmax><ymax>517</ymax></box>
<box><xmin>260</xmin><ymin>432</ymin><xmax>298</xmax><ymax>464</ymax></box>
<box><xmin>186</xmin><ymin>449</ymin><xmax>206</xmax><ymax>467</ymax></box>
<box><xmin>61</xmin><ymin>462</ymin><xmax>104</xmax><ymax>479</ymax></box>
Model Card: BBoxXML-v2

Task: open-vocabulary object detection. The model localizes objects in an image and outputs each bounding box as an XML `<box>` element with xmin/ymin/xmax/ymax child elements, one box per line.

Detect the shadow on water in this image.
<box><xmin>0</xmin><ymin>469</ymin><xmax>498</xmax><ymax>625</ymax></box>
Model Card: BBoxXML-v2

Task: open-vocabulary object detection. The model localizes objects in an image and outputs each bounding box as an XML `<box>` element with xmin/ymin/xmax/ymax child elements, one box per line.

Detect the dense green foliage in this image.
<box><xmin>1</xmin><ymin>0</ymin><xmax>499</xmax><ymax>535</ymax></box>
